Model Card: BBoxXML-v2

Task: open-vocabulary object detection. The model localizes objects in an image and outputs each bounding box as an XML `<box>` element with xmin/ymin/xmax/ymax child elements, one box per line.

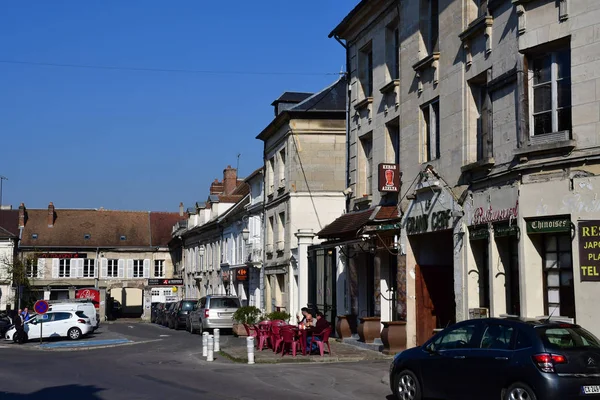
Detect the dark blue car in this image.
<box><xmin>389</xmin><ymin>317</ymin><xmax>600</xmax><ymax>400</ymax></box>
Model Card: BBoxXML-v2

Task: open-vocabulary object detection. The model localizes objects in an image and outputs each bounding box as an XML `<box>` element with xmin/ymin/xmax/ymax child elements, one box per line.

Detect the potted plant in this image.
<box><xmin>232</xmin><ymin>306</ymin><xmax>262</xmax><ymax>337</ymax></box>
<box><xmin>265</xmin><ymin>311</ymin><xmax>291</xmax><ymax>323</ymax></box>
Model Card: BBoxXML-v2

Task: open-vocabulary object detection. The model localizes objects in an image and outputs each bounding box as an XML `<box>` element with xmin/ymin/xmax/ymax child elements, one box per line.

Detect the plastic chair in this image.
<box><xmin>255</xmin><ymin>324</ymin><xmax>271</xmax><ymax>351</ymax></box>
<box><xmin>309</xmin><ymin>327</ymin><xmax>333</xmax><ymax>356</ymax></box>
<box><xmin>271</xmin><ymin>324</ymin><xmax>284</xmax><ymax>352</ymax></box>
<box><xmin>279</xmin><ymin>327</ymin><xmax>301</xmax><ymax>357</ymax></box>
<box><xmin>243</xmin><ymin>323</ymin><xmax>258</xmax><ymax>338</ymax></box>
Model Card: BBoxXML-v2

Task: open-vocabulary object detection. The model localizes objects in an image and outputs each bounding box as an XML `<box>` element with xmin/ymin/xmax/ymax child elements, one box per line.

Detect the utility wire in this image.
<box><xmin>0</xmin><ymin>59</ymin><xmax>342</xmax><ymax>77</ymax></box>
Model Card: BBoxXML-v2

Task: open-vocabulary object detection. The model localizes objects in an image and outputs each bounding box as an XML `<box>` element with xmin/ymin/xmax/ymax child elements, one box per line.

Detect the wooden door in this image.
<box><xmin>416</xmin><ymin>264</ymin><xmax>436</xmax><ymax>346</ymax></box>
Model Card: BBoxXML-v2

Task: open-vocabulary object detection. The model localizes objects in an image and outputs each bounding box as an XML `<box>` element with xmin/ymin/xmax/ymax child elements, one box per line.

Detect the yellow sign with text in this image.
<box><xmin>579</xmin><ymin>221</ymin><xmax>600</xmax><ymax>282</ymax></box>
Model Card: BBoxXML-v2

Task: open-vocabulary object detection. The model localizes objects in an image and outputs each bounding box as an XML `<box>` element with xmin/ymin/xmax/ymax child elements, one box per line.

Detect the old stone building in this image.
<box><xmin>0</xmin><ymin>207</ymin><xmax>19</xmax><ymax>311</ymax></box>
<box><xmin>321</xmin><ymin>0</ymin><xmax>600</xmax><ymax>349</ymax></box>
<box><xmin>15</xmin><ymin>203</ymin><xmax>184</xmax><ymax>320</ymax></box>
<box><xmin>256</xmin><ymin>78</ymin><xmax>348</xmax><ymax>318</ymax></box>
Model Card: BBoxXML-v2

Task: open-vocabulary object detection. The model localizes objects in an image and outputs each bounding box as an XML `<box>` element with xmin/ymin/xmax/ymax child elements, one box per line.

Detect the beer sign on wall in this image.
<box><xmin>378</xmin><ymin>164</ymin><xmax>401</xmax><ymax>193</ymax></box>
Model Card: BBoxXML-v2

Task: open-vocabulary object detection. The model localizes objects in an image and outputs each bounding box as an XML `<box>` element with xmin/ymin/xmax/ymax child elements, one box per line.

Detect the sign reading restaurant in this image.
<box><xmin>579</xmin><ymin>221</ymin><xmax>600</xmax><ymax>281</ymax></box>
<box><xmin>35</xmin><ymin>253</ymin><xmax>87</xmax><ymax>259</ymax></box>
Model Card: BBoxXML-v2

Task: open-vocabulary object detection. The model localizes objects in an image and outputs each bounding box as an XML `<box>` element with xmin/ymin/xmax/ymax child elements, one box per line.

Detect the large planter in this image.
<box><xmin>232</xmin><ymin>323</ymin><xmax>248</xmax><ymax>337</ymax></box>
<box><xmin>381</xmin><ymin>321</ymin><xmax>407</xmax><ymax>355</ymax></box>
<box><xmin>336</xmin><ymin>315</ymin><xmax>353</xmax><ymax>339</ymax></box>
<box><xmin>357</xmin><ymin>316</ymin><xmax>381</xmax><ymax>343</ymax></box>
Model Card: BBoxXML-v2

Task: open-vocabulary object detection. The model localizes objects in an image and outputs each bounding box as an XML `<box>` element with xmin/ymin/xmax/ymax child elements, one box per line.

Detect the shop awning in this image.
<box><xmin>317</xmin><ymin>205</ymin><xmax>400</xmax><ymax>241</ymax></box>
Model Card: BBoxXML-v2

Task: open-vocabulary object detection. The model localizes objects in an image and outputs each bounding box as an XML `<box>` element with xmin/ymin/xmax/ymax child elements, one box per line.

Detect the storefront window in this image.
<box><xmin>544</xmin><ymin>234</ymin><xmax>575</xmax><ymax>319</ymax></box>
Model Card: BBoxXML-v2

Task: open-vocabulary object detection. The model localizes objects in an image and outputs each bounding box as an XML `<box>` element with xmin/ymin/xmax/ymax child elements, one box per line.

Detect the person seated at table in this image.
<box><xmin>297</xmin><ymin>307</ymin><xmax>310</xmax><ymax>324</ymax></box>
<box><xmin>306</xmin><ymin>312</ymin><xmax>330</xmax><ymax>353</ymax></box>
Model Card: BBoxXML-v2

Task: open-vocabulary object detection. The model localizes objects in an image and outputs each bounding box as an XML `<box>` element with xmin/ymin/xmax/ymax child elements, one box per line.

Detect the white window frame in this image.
<box><xmin>421</xmin><ymin>99</ymin><xmax>440</xmax><ymax>162</ymax></box>
<box><xmin>107</xmin><ymin>259</ymin><xmax>118</xmax><ymax>278</ymax></box>
<box><xmin>154</xmin><ymin>260</ymin><xmax>164</xmax><ymax>278</ymax></box>
<box><xmin>59</xmin><ymin>259</ymin><xmax>70</xmax><ymax>278</ymax></box>
<box><xmin>528</xmin><ymin>49</ymin><xmax>571</xmax><ymax>137</ymax></box>
<box><xmin>133</xmin><ymin>259</ymin><xmax>144</xmax><ymax>278</ymax></box>
<box><xmin>83</xmin><ymin>259</ymin><xmax>95</xmax><ymax>278</ymax></box>
<box><xmin>361</xmin><ymin>136</ymin><xmax>373</xmax><ymax>196</ymax></box>
<box><xmin>26</xmin><ymin>259</ymin><xmax>38</xmax><ymax>278</ymax></box>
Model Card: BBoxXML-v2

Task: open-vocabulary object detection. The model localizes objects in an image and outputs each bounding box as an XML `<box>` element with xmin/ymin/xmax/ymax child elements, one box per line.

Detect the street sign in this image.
<box><xmin>34</xmin><ymin>300</ymin><xmax>49</xmax><ymax>315</ymax></box>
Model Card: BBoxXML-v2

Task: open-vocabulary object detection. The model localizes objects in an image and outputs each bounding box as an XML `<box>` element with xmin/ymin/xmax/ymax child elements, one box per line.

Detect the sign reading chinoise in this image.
<box><xmin>378</xmin><ymin>164</ymin><xmax>401</xmax><ymax>193</ymax></box>
<box><xmin>579</xmin><ymin>221</ymin><xmax>600</xmax><ymax>282</ymax></box>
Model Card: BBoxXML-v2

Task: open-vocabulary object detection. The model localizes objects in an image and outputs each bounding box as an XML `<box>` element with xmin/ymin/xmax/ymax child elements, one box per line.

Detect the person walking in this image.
<box><xmin>13</xmin><ymin>309</ymin><xmax>25</xmax><ymax>344</ymax></box>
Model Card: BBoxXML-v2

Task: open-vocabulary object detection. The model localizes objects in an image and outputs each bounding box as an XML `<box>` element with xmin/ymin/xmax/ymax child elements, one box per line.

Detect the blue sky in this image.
<box><xmin>0</xmin><ymin>1</ymin><xmax>353</xmax><ymax>211</ymax></box>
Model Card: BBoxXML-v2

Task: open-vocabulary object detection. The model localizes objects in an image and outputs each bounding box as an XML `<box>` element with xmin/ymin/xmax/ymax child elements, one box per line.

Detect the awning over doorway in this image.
<box><xmin>317</xmin><ymin>205</ymin><xmax>400</xmax><ymax>241</ymax></box>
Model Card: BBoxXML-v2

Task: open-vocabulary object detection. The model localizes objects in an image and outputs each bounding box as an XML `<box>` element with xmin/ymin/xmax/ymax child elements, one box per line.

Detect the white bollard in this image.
<box><xmin>207</xmin><ymin>334</ymin><xmax>214</xmax><ymax>362</ymax></box>
<box><xmin>202</xmin><ymin>332</ymin><xmax>208</xmax><ymax>357</ymax></box>
<box><xmin>247</xmin><ymin>336</ymin><xmax>255</xmax><ymax>365</ymax></box>
<box><xmin>214</xmin><ymin>328</ymin><xmax>220</xmax><ymax>352</ymax></box>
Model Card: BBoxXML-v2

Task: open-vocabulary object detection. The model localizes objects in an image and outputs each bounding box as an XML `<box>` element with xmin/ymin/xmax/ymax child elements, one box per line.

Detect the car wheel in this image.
<box><xmin>68</xmin><ymin>328</ymin><xmax>82</xmax><ymax>340</ymax></box>
<box><xmin>198</xmin><ymin>321</ymin><xmax>203</xmax><ymax>335</ymax></box>
<box><xmin>394</xmin><ymin>370</ymin><xmax>421</xmax><ymax>400</ymax></box>
<box><xmin>505</xmin><ymin>383</ymin><xmax>537</xmax><ymax>400</ymax></box>
<box><xmin>189</xmin><ymin>321</ymin><xmax>195</xmax><ymax>334</ymax></box>
<box><xmin>12</xmin><ymin>333</ymin><xmax>17</xmax><ymax>343</ymax></box>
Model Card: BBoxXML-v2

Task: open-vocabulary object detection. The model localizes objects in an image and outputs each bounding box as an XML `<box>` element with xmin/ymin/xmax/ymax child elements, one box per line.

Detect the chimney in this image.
<box><xmin>179</xmin><ymin>202</ymin><xmax>184</xmax><ymax>217</ymax></box>
<box><xmin>223</xmin><ymin>165</ymin><xmax>237</xmax><ymax>195</ymax></box>
<box><xmin>209</xmin><ymin>178</ymin><xmax>224</xmax><ymax>195</ymax></box>
<box><xmin>48</xmin><ymin>202</ymin><xmax>55</xmax><ymax>228</ymax></box>
<box><xmin>18</xmin><ymin>203</ymin><xmax>25</xmax><ymax>228</ymax></box>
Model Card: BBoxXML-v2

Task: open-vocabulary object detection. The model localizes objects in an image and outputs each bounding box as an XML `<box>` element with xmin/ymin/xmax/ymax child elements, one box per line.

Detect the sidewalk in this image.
<box><xmin>217</xmin><ymin>337</ymin><xmax>393</xmax><ymax>364</ymax></box>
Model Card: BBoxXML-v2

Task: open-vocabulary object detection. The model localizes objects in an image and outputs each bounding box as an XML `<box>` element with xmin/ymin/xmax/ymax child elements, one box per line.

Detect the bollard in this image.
<box><xmin>214</xmin><ymin>328</ymin><xmax>220</xmax><ymax>352</ymax></box>
<box><xmin>202</xmin><ymin>332</ymin><xmax>208</xmax><ymax>357</ymax></box>
<box><xmin>207</xmin><ymin>334</ymin><xmax>214</xmax><ymax>362</ymax></box>
<box><xmin>247</xmin><ymin>336</ymin><xmax>255</xmax><ymax>365</ymax></box>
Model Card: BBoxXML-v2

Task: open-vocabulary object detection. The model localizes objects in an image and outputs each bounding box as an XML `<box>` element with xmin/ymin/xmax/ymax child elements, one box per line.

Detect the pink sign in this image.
<box><xmin>473</xmin><ymin>200</ymin><xmax>519</xmax><ymax>225</ymax></box>
<box><xmin>75</xmin><ymin>288</ymin><xmax>100</xmax><ymax>309</ymax></box>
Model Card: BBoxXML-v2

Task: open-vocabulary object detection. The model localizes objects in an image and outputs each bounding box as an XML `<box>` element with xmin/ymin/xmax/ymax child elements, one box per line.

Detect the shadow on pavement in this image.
<box><xmin>1</xmin><ymin>384</ymin><xmax>104</xmax><ymax>399</ymax></box>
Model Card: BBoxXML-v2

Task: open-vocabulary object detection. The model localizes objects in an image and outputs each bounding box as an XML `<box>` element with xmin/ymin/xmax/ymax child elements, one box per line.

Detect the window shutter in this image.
<box><xmin>37</xmin><ymin>258</ymin><xmax>46</xmax><ymax>279</ymax></box>
<box><xmin>100</xmin><ymin>258</ymin><xmax>108</xmax><ymax>278</ymax></box>
<box><xmin>69</xmin><ymin>259</ymin><xmax>76</xmax><ymax>278</ymax></box>
<box><xmin>52</xmin><ymin>259</ymin><xmax>59</xmax><ymax>278</ymax></box>
<box><xmin>143</xmin><ymin>259</ymin><xmax>150</xmax><ymax>278</ymax></box>
<box><xmin>79</xmin><ymin>259</ymin><xmax>85</xmax><ymax>278</ymax></box>
<box><xmin>126</xmin><ymin>259</ymin><xmax>134</xmax><ymax>278</ymax></box>
<box><xmin>118</xmin><ymin>259</ymin><xmax>125</xmax><ymax>278</ymax></box>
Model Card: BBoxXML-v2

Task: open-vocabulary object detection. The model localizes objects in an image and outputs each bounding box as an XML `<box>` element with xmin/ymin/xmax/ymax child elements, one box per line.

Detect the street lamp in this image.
<box><xmin>242</xmin><ymin>228</ymin><xmax>250</xmax><ymax>241</ymax></box>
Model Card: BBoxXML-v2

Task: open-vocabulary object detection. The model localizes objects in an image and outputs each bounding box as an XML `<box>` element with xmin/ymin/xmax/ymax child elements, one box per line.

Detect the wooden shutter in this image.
<box><xmin>69</xmin><ymin>259</ymin><xmax>75</xmax><ymax>278</ymax></box>
<box><xmin>37</xmin><ymin>258</ymin><xmax>46</xmax><ymax>279</ymax></box>
<box><xmin>79</xmin><ymin>259</ymin><xmax>85</xmax><ymax>278</ymax></box>
<box><xmin>143</xmin><ymin>259</ymin><xmax>150</xmax><ymax>278</ymax></box>
<box><xmin>52</xmin><ymin>258</ymin><xmax>59</xmax><ymax>278</ymax></box>
<box><xmin>100</xmin><ymin>258</ymin><xmax>108</xmax><ymax>278</ymax></box>
<box><xmin>118</xmin><ymin>259</ymin><xmax>125</xmax><ymax>278</ymax></box>
<box><xmin>126</xmin><ymin>259</ymin><xmax>134</xmax><ymax>279</ymax></box>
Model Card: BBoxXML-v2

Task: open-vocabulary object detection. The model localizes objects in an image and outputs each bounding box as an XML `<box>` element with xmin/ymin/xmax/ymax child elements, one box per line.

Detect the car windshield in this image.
<box><xmin>76</xmin><ymin>311</ymin><xmax>88</xmax><ymax>318</ymax></box>
<box><xmin>537</xmin><ymin>326</ymin><xmax>600</xmax><ymax>350</ymax></box>
<box><xmin>181</xmin><ymin>301</ymin><xmax>196</xmax><ymax>311</ymax></box>
<box><xmin>209</xmin><ymin>298</ymin><xmax>240</xmax><ymax>308</ymax></box>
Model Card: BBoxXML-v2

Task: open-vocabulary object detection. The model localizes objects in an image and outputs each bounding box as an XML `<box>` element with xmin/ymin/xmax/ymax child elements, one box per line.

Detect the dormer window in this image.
<box><xmin>84</xmin><ymin>234</ymin><xmax>91</xmax><ymax>240</ymax></box>
<box><xmin>31</xmin><ymin>234</ymin><xmax>38</xmax><ymax>239</ymax></box>
<box><xmin>120</xmin><ymin>235</ymin><xmax>127</xmax><ymax>241</ymax></box>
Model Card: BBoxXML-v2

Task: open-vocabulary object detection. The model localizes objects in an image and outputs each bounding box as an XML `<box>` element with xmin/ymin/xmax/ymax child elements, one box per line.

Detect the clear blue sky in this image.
<box><xmin>0</xmin><ymin>1</ymin><xmax>353</xmax><ymax>211</ymax></box>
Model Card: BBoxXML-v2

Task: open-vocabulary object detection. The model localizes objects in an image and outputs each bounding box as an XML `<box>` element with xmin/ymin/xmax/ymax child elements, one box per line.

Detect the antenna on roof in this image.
<box><xmin>545</xmin><ymin>304</ymin><xmax>559</xmax><ymax>324</ymax></box>
<box><xmin>236</xmin><ymin>153</ymin><xmax>241</xmax><ymax>173</ymax></box>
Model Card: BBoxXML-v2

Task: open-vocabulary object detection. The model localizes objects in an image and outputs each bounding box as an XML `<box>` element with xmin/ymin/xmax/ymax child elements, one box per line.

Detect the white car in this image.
<box><xmin>4</xmin><ymin>311</ymin><xmax>93</xmax><ymax>342</ymax></box>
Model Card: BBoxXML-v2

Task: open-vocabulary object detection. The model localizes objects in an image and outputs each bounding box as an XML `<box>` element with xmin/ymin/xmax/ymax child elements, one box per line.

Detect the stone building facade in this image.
<box><xmin>323</xmin><ymin>0</ymin><xmax>600</xmax><ymax>348</ymax></box>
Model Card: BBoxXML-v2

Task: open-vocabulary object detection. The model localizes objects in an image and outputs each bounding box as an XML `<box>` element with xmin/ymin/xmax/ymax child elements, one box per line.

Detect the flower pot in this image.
<box><xmin>336</xmin><ymin>315</ymin><xmax>352</xmax><ymax>339</ymax></box>
<box><xmin>232</xmin><ymin>323</ymin><xmax>248</xmax><ymax>337</ymax></box>
<box><xmin>381</xmin><ymin>321</ymin><xmax>407</xmax><ymax>355</ymax></box>
<box><xmin>357</xmin><ymin>316</ymin><xmax>381</xmax><ymax>343</ymax></box>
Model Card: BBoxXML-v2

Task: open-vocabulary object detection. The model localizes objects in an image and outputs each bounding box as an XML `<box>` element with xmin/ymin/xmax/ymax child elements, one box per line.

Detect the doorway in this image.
<box><xmin>308</xmin><ymin>247</ymin><xmax>337</xmax><ymax>327</ymax></box>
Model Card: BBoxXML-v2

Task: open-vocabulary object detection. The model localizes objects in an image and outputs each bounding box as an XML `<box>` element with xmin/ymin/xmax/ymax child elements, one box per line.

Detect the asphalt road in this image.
<box><xmin>0</xmin><ymin>322</ymin><xmax>393</xmax><ymax>400</ymax></box>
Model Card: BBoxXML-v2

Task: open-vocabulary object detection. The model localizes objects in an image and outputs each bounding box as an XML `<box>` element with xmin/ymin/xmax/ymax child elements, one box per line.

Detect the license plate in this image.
<box><xmin>582</xmin><ymin>386</ymin><xmax>600</xmax><ymax>394</ymax></box>
<box><xmin>218</xmin><ymin>313</ymin><xmax>232</xmax><ymax>318</ymax></box>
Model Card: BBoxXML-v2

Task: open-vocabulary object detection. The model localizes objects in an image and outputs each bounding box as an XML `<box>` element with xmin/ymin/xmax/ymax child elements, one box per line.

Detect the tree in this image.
<box><xmin>0</xmin><ymin>252</ymin><xmax>38</xmax><ymax>309</ymax></box>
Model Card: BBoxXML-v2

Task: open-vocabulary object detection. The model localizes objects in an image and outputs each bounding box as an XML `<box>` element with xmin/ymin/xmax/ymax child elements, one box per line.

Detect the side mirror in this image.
<box><xmin>424</xmin><ymin>342</ymin><xmax>438</xmax><ymax>354</ymax></box>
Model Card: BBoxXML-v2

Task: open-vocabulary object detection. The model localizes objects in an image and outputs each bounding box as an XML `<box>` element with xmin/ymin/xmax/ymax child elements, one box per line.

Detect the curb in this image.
<box><xmin>217</xmin><ymin>350</ymin><xmax>369</xmax><ymax>365</ymax></box>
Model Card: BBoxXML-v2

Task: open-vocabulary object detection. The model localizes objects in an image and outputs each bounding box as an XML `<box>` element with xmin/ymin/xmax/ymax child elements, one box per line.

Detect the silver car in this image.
<box><xmin>187</xmin><ymin>295</ymin><xmax>240</xmax><ymax>334</ymax></box>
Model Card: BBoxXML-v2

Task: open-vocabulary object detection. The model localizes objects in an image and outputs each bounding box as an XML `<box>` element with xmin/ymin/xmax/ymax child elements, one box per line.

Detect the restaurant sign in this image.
<box><xmin>236</xmin><ymin>268</ymin><xmax>248</xmax><ymax>281</ymax></box>
<box><xmin>378</xmin><ymin>164</ymin><xmax>401</xmax><ymax>193</ymax></box>
<box><xmin>36</xmin><ymin>253</ymin><xmax>87</xmax><ymax>259</ymax></box>
<box><xmin>526</xmin><ymin>217</ymin><xmax>571</xmax><ymax>234</ymax></box>
<box><xmin>147</xmin><ymin>278</ymin><xmax>184</xmax><ymax>286</ymax></box>
<box><xmin>469</xmin><ymin>225</ymin><xmax>489</xmax><ymax>241</ymax></box>
<box><xmin>578</xmin><ymin>221</ymin><xmax>600</xmax><ymax>281</ymax></box>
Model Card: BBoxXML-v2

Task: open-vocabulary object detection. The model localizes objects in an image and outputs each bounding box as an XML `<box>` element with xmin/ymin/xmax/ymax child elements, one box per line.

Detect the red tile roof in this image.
<box><xmin>19</xmin><ymin>208</ymin><xmax>183</xmax><ymax>248</ymax></box>
<box><xmin>374</xmin><ymin>206</ymin><xmax>400</xmax><ymax>221</ymax></box>
<box><xmin>0</xmin><ymin>210</ymin><xmax>19</xmax><ymax>237</ymax></box>
<box><xmin>317</xmin><ymin>208</ymin><xmax>375</xmax><ymax>239</ymax></box>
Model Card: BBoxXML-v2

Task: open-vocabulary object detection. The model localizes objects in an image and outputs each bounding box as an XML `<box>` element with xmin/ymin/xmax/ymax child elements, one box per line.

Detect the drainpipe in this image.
<box><xmin>261</xmin><ymin>145</ymin><xmax>267</xmax><ymax>313</ymax></box>
<box><xmin>333</xmin><ymin>35</ymin><xmax>351</xmax><ymax>214</ymax></box>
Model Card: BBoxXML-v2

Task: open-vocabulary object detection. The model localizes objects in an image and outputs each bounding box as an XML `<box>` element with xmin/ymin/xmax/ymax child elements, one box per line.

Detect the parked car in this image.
<box><xmin>187</xmin><ymin>295</ymin><xmax>240</xmax><ymax>334</ymax></box>
<box><xmin>167</xmin><ymin>299</ymin><xmax>197</xmax><ymax>330</ymax></box>
<box><xmin>5</xmin><ymin>311</ymin><xmax>92</xmax><ymax>342</ymax></box>
<box><xmin>0</xmin><ymin>313</ymin><xmax>12</xmax><ymax>337</ymax></box>
<box><xmin>48</xmin><ymin>301</ymin><xmax>99</xmax><ymax>330</ymax></box>
<box><xmin>150</xmin><ymin>302</ymin><xmax>161</xmax><ymax>323</ymax></box>
<box><xmin>389</xmin><ymin>317</ymin><xmax>600</xmax><ymax>400</ymax></box>
<box><xmin>159</xmin><ymin>302</ymin><xmax>177</xmax><ymax>326</ymax></box>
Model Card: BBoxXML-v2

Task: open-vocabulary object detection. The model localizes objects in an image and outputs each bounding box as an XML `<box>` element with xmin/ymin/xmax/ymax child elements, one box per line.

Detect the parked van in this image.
<box><xmin>48</xmin><ymin>300</ymin><xmax>99</xmax><ymax>330</ymax></box>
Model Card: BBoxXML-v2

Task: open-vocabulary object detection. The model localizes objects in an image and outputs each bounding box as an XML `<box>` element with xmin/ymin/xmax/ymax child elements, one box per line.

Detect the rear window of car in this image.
<box><xmin>209</xmin><ymin>298</ymin><xmax>240</xmax><ymax>308</ymax></box>
<box><xmin>537</xmin><ymin>326</ymin><xmax>600</xmax><ymax>350</ymax></box>
<box><xmin>181</xmin><ymin>301</ymin><xmax>196</xmax><ymax>311</ymax></box>
<box><xmin>75</xmin><ymin>311</ymin><xmax>88</xmax><ymax>318</ymax></box>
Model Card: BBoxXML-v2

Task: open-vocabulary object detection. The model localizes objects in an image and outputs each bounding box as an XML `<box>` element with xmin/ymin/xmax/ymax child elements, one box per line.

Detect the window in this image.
<box><xmin>277</xmin><ymin>212</ymin><xmax>285</xmax><ymax>250</ymax></box>
<box><xmin>544</xmin><ymin>234</ymin><xmax>575</xmax><ymax>319</ymax></box>
<box><xmin>268</xmin><ymin>216</ymin><xmax>274</xmax><ymax>246</ymax></box>
<box><xmin>431</xmin><ymin>323</ymin><xmax>478</xmax><ymax>351</ymax></box>
<box><xmin>515</xmin><ymin>330</ymin><xmax>533</xmax><ymax>350</ymax></box>
<box><xmin>107</xmin><ymin>259</ymin><xmax>118</xmax><ymax>278</ymax></box>
<box><xmin>359</xmin><ymin>44</ymin><xmax>374</xmax><ymax>98</ymax></box>
<box><xmin>387</xmin><ymin>120</ymin><xmax>400</xmax><ymax>165</ymax></box>
<box><xmin>361</xmin><ymin>135</ymin><xmax>373</xmax><ymax>195</ymax></box>
<box><xmin>480</xmin><ymin>324</ymin><xmax>514</xmax><ymax>350</ymax></box>
<box><xmin>386</xmin><ymin>24</ymin><xmax>400</xmax><ymax>81</ymax></box>
<box><xmin>469</xmin><ymin>73</ymin><xmax>493</xmax><ymax>161</ymax></box>
<box><xmin>537</xmin><ymin>326</ymin><xmax>600</xmax><ymax>350</ymax></box>
<box><xmin>530</xmin><ymin>49</ymin><xmax>571</xmax><ymax>136</ymax></box>
<box><xmin>279</xmin><ymin>148</ymin><xmax>286</xmax><ymax>186</ymax></box>
<box><xmin>83</xmin><ymin>259</ymin><xmax>95</xmax><ymax>278</ymax></box>
<box><xmin>151</xmin><ymin>289</ymin><xmax>160</xmax><ymax>296</ymax></box>
<box><xmin>162</xmin><ymin>289</ymin><xmax>171</xmax><ymax>296</ymax></box>
<box><xmin>154</xmin><ymin>260</ymin><xmax>164</xmax><ymax>278</ymax></box>
<box><xmin>421</xmin><ymin>100</ymin><xmax>440</xmax><ymax>161</ymax></box>
<box><xmin>133</xmin><ymin>259</ymin><xmax>144</xmax><ymax>278</ymax></box>
<box><xmin>59</xmin><ymin>259</ymin><xmax>69</xmax><ymax>278</ymax></box>
<box><xmin>420</xmin><ymin>0</ymin><xmax>439</xmax><ymax>54</ymax></box>
<box><xmin>268</xmin><ymin>158</ymin><xmax>275</xmax><ymax>193</ymax></box>
<box><xmin>75</xmin><ymin>311</ymin><xmax>89</xmax><ymax>319</ymax></box>
<box><xmin>26</xmin><ymin>260</ymin><xmax>38</xmax><ymax>278</ymax></box>
<box><xmin>54</xmin><ymin>312</ymin><xmax>72</xmax><ymax>321</ymax></box>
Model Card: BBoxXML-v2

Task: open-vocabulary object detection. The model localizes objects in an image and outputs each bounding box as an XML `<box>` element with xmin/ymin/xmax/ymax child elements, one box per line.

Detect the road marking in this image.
<box><xmin>159</xmin><ymin>335</ymin><xmax>170</xmax><ymax>337</ymax></box>
<box><xmin>39</xmin><ymin>339</ymin><xmax>132</xmax><ymax>349</ymax></box>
